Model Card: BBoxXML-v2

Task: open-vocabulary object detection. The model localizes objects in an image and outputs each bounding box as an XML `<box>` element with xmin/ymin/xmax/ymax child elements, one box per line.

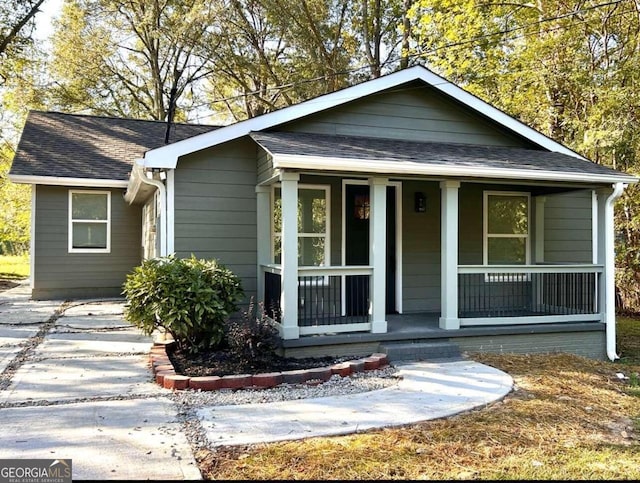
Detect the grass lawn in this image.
<box><xmin>198</xmin><ymin>317</ymin><xmax>640</xmax><ymax>480</ymax></box>
<box><xmin>0</xmin><ymin>254</ymin><xmax>29</xmax><ymax>280</ymax></box>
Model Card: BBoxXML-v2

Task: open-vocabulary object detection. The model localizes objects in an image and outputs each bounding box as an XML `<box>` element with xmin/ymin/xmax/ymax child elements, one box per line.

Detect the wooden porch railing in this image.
<box><xmin>457</xmin><ymin>264</ymin><xmax>603</xmax><ymax>326</ymax></box>
<box><xmin>262</xmin><ymin>265</ymin><xmax>374</xmax><ymax>335</ymax></box>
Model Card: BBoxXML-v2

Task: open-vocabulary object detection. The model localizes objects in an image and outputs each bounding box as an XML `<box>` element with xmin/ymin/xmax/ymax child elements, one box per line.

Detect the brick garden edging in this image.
<box><xmin>148</xmin><ymin>342</ymin><xmax>390</xmax><ymax>391</ymax></box>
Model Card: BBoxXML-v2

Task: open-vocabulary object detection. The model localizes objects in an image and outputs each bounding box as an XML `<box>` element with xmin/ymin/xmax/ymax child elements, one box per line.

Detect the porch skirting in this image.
<box><xmin>280</xmin><ymin>318</ymin><xmax>606</xmax><ymax>361</ymax></box>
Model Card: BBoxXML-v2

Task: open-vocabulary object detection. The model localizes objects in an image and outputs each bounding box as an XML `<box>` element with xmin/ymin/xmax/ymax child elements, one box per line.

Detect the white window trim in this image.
<box><xmin>271</xmin><ymin>183</ymin><xmax>331</xmax><ymax>286</ymax></box>
<box><xmin>68</xmin><ymin>190</ymin><xmax>111</xmax><ymax>254</ymax></box>
<box><xmin>483</xmin><ymin>190</ymin><xmax>531</xmax><ymax>281</ymax></box>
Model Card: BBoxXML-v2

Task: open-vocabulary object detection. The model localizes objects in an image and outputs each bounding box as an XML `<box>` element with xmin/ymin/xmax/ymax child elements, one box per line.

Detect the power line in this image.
<box><xmin>194</xmin><ymin>0</ymin><xmax>633</xmax><ymax>112</ymax></box>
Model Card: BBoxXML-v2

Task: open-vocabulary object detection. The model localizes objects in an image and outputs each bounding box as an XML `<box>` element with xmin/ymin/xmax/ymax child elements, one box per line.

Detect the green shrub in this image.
<box><xmin>122</xmin><ymin>255</ymin><xmax>244</xmax><ymax>354</ymax></box>
<box><xmin>225</xmin><ymin>298</ymin><xmax>281</xmax><ymax>365</ymax></box>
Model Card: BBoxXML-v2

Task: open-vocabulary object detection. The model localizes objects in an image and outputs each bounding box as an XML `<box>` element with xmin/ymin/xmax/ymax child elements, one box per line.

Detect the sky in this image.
<box><xmin>33</xmin><ymin>0</ymin><xmax>64</xmax><ymax>41</ymax></box>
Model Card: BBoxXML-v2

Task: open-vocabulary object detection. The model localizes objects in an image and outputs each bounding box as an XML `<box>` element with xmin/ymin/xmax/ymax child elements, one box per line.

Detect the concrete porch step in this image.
<box><xmin>378</xmin><ymin>340</ymin><xmax>462</xmax><ymax>362</ymax></box>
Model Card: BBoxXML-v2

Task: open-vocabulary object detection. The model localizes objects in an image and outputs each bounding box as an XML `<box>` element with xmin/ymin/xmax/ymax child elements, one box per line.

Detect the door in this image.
<box><xmin>345</xmin><ymin>184</ymin><xmax>397</xmax><ymax>315</ymax></box>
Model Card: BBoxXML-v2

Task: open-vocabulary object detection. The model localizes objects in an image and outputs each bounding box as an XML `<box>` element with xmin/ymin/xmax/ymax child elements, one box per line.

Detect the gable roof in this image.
<box><xmin>140</xmin><ymin>65</ymin><xmax>587</xmax><ymax>169</ymax></box>
<box><xmin>9</xmin><ymin>111</ymin><xmax>217</xmax><ymax>186</ymax></box>
<box><xmin>251</xmin><ymin>131</ymin><xmax>637</xmax><ymax>184</ymax></box>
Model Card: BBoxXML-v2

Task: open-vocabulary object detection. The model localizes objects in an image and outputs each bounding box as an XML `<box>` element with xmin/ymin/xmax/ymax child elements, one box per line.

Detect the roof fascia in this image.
<box><xmin>272</xmin><ymin>153</ymin><xmax>638</xmax><ymax>185</ymax></box>
<box><xmin>9</xmin><ymin>174</ymin><xmax>129</xmax><ymax>188</ymax></box>
<box><xmin>141</xmin><ymin>66</ymin><xmax>584</xmax><ymax>169</ymax></box>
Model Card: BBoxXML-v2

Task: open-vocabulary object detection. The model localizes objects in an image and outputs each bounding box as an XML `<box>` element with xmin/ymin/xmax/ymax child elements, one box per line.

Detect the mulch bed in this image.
<box><xmin>169</xmin><ymin>347</ymin><xmax>355</xmax><ymax>378</ymax></box>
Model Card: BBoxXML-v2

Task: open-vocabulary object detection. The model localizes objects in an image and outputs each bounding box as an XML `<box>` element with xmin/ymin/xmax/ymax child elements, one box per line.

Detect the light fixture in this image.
<box><xmin>415</xmin><ymin>192</ymin><xmax>426</xmax><ymax>212</ymax></box>
<box><xmin>354</xmin><ymin>194</ymin><xmax>370</xmax><ymax>220</ymax></box>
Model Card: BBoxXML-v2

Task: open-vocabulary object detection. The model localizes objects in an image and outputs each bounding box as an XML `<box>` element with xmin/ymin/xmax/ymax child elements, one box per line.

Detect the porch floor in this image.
<box><xmin>284</xmin><ymin>311</ymin><xmax>604</xmax><ymax>349</ymax></box>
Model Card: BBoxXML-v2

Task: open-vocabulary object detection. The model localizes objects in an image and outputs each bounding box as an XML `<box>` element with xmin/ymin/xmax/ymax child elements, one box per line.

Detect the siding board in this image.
<box><xmin>33</xmin><ymin>185</ymin><xmax>142</xmax><ymax>300</ymax></box>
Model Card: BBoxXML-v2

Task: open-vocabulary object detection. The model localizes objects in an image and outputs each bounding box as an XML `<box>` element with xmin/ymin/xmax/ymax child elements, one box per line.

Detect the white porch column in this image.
<box><xmin>255</xmin><ymin>185</ymin><xmax>271</xmax><ymax>304</ymax></box>
<box><xmin>535</xmin><ymin>196</ymin><xmax>546</xmax><ymax>263</ymax></box>
<box><xmin>280</xmin><ymin>172</ymin><xmax>300</xmax><ymax>339</ymax></box>
<box><xmin>597</xmin><ymin>183</ymin><xmax>626</xmax><ymax>361</ymax></box>
<box><xmin>440</xmin><ymin>180</ymin><xmax>460</xmax><ymax>330</ymax></box>
<box><xmin>369</xmin><ymin>177</ymin><xmax>388</xmax><ymax>333</ymax></box>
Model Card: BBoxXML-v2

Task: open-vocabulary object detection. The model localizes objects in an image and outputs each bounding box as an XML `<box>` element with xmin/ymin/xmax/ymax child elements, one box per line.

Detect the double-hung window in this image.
<box><xmin>483</xmin><ymin>191</ymin><xmax>530</xmax><ymax>267</ymax></box>
<box><xmin>272</xmin><ymin>185</ymin><xmax>329</xmax><ymax>267</ymax></box>
<box><xmin>69</xmin><ymin>190</ymin><xmax>111</xmax><ymax>253</ymax></box>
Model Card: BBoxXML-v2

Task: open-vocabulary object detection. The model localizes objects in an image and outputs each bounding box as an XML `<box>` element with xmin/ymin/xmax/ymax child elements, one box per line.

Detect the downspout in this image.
<box><xmin>133</xmin><ymin>163</ymin><xmax>168</xmax><ymax>257</ymax></box>
<box><xmin>605</xmin><ymin>182</ymin><xmax>625</xmax><ymax>361</ymax></box>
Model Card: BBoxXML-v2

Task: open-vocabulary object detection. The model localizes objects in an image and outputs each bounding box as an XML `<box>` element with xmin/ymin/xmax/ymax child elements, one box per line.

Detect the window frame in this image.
<box><xmin>271</xmin><ymin>183</ymin><xmax>331</xmax><ymax>268</ymax></box>
<box><xmin>483</xmin><ymin>190</ymin><xmax>530</xmax><ymax>279</ymax></box>
<box><xmin>68</xmin><ymin>190</ymin><xmax>111</xmax><ymax>254</ymax></box>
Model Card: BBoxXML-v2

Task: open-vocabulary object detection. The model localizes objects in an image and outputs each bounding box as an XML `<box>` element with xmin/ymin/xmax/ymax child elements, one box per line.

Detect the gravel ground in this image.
<box><xmin>171</xmin><ymin>364</ymin><xmax>402</xmax><ymax>407</ymax></box>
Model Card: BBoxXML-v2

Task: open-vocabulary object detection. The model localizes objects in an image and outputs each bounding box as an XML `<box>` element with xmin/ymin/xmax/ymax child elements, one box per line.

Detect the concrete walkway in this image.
<box><xmin>0</xmin><ymin>280</ymin><xmax>514</xmax><ymax>480</ymax></box>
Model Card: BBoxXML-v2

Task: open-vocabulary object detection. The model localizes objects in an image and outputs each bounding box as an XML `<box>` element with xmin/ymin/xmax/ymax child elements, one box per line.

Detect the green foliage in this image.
<box><xmin>122</xmin><ymin>255</ymin><xmax>244</xmax><ymax>354</ymax></box>
<box><xmin>0</xmin><ymin>145</ymin><xmax>29</xmax><ymax>255</ymax></box>
<box><xmin>225</xmin><ymin>298</ymin><xmax>280</xmax><ymax>365</ymax></box>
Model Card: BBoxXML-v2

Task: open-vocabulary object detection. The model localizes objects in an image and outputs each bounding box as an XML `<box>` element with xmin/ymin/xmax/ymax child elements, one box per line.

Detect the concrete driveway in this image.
<box><xmin>0</xmin><ymin>282</ymin><xmax>201</xmax><ymax>480</ymax></box>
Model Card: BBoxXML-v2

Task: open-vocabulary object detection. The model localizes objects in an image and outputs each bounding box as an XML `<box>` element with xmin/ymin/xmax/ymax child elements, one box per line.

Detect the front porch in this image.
<box><xmin>255</xmin><ymin>172</ymin><xmax>616</xmax><ymax>352</ymax></box>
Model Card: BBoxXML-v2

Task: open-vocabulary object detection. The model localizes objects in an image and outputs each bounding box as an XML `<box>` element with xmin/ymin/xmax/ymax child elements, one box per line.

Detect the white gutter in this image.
<box><xmin>131</xmin><ymin>163</ymin><xmax>167</xmax><ymax>257</ymax></box>
<box><xmin>605</xmin><ymin>182</ymin><xmax>626</xmax><ymax>361</ymax></box>
<box><xmin>9</xmin><ymin>174</ymin><xmax>128</xmax><ymax>188</ymax></box>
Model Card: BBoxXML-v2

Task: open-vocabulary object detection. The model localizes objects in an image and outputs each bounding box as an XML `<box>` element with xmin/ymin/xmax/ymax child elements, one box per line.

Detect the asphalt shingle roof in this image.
<box><xmin>9</xmin><ymin>111</ymin><xmax>218</xmax><ymax>181</ymax></box>
<box><xmin>251</xmin><ymin>131</ymin><xmax>636</xmax><ymax>182</ymax></box>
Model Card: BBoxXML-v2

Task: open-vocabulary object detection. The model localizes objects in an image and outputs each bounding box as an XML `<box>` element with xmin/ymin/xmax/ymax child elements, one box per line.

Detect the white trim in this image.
<box><xmin>592</xmin><ymin>190</ymin><xmax>598</xmax><ymax>264</ymax></box>
<box><xmin>10</xmin><ymin>174</ymin><xmax>128</xmax><ymax>188</ymax></box>
<box><xmin>166</xmin><ymin>169</ymin><xmax>175</xmax><ymax>255</ymax></box>
<box><xmin>140</xmin><ymin>65</ymin><xmax>589</xmax><ymax>169</ymax></box>
<box><xmin>340</xmin><ymin>179</ymin><xmax>403</xmax><ymax>315</ymax></box>
<box><xmin>440</xmin><ymin>180</ymin><xmax>460</xmax><ymax>330</ymax></box>
<box><xmin>271</xmin><ymin>183</ymin><xmax>331</xmax><ymax>269</ymax></box>
<box><xmin>299</xmin><ymin>322</ymin><xmax>371</xmax><ymax>335</ymax></box>
<box><xmin>460</xmin><ymin>313</ymin><xmax>603</xmax><ymax>326</ymax></box>
<box><xmin>68</xmin><ymin>190</ymin><xmax>111</xmax><ymax>254</ymax></box>
<box><xmin>272</xmin><ymin>154</ymin><xmax>636</xmax><ymax>184</ymax></box>
<box><xmin>30</xmin><ymin>185</ymin><xmax>36</xmax><ymax>289</ymax></box>
<box><xmin>483</xmin><ymin>191</ymin><xmax>531</xmax><ymax>269</ymax></box>
<box><xmin>534</xmin><ymin>196</ymin><xmax>546</xmax><ymax>263</ymax></box>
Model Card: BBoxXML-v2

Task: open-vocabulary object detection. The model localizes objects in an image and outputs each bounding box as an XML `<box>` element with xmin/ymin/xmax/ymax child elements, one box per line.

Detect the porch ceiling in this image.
<box><xmin>250</xmin><ymin>131</ymin><xmax>637</xmax><ymax>185</ymax></box>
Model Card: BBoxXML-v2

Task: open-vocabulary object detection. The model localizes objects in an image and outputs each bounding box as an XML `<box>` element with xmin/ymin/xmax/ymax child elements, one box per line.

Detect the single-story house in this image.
<box><xmin>9</xmin><ymin>65</ymin><xmax>638</xmax><ymax>361</ymax></box>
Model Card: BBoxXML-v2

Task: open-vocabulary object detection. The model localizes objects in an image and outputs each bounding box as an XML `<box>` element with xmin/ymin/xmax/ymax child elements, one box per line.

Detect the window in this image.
<box><xmin>483</xmin><ymin>191</ymin><xmax>530</xmax><ymax>265</ymax></box>
<box><xmin>272</xmin><ymin>185</ymin><xmax>329</xmax><ymax>266</ymax></box>
<box><xmin>69</xmin><ymin>190</ymin><xmax>111</xmax><ymax>253</ymax></box>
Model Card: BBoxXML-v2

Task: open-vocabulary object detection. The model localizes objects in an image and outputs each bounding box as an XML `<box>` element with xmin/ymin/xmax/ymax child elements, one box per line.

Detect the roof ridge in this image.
<box><xmin>29</xmin><ymin>109</ymin><xmax>221</xmax><ymax>128</ymax></box>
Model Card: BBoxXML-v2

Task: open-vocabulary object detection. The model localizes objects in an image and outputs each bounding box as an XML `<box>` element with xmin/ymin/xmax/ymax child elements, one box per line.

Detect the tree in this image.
<box><xmin>0</xmin><ymin>0</ymin><xmax>47</xmax><ymax>77</ymax></box>
<box><xmin>408</xmin><ymin>0</ymin><xmax>640</xmax><ymax>310</ymax></box>
<box><xmin>49</xmin><ymin>0</ymin><xmax>221</xmax><ymax>121</ymax></box>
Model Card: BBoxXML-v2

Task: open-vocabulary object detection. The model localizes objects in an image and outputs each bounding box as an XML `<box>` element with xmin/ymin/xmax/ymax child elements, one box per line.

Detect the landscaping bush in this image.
<box><xmin>225</xmin><ymin>297</ymin><xmax>281</xmax><ymax>365</ymax></box>
<box><xmin>122</xmin><ymin>255</ymin><xmax>244</xmax><ymax>354</ymax></box>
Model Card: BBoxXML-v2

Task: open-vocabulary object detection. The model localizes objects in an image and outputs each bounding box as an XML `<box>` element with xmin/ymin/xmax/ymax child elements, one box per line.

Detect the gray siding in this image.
<box><xmin>174</xmin><ymin>138</ymin><xmax>258</xmax><ymax>304</ymax></box>
<box><xmin>257</xmin><ymin>149</ymin><xmax>274</xmax><ymax>184</ymax></box>
<box><xmin>544</xmin><ymin>190</ymin><xmax>593</xmax><ymax>263</ymax></box>
<box><xmin>33</xmin><ymin>185</ymin><xmax>142</xmax><ymax>300</ymax></box>
<box><xmin>402</xmin><ymin>180</ymin><xmax>441</xmax><ymax>312</ymax></box>
<box><xmin>281</xmin><ymin>84</ymin><xmax>536</xmax><ymax>148</ymax></box>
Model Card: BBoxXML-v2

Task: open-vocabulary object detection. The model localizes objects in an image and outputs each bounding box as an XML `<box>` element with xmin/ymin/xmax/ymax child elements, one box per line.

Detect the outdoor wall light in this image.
<box><xmin>415</xmin><ymin>192</ymin><xmax>426</xmax><ymax>212</ymax></box>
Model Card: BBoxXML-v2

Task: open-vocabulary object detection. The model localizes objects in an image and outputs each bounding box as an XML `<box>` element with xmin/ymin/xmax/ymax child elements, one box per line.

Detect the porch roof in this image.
<box><xmin>251</xmin><ymin>131</ymin><xmax>637</xmax><ymax>185</ymax></box>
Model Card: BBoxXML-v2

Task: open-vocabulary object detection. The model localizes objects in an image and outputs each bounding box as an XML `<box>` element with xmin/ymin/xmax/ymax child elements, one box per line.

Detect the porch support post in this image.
<box><xmin>597</xmin><ymin>183</ymin><xmax>626</xmax><ymax>361</ymax></box>
<box><xmin>535</xmin><ymin>196</ymin><xmax>546</xmax><ymax>263</ymax></box>
<box><xmin>280</xmin><ymin>172</ymin><xmax>300</xmax><ymax>339</ymax></box>
<box><xmin>369</xmin><ymin>177</ymin><xmax>388</xmax><ymax>333</ymax></box>
<box><xmin>255</xmin><ymin>185</ymin><xmax>271</xmax><ymax>305</ymax></box>
<box><xmin>439</xmin><ymin>180</ymin><xmax>460</xmax><ymax>330</ymax></box>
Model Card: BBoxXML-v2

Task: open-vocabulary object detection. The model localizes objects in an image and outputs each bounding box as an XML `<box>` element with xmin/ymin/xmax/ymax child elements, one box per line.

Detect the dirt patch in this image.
<box><xmin>0</xmin><ymin>279</ymin><xmax>19</xmax><ymax>292</ymax></box>
<box><xmin>169</xmin><ymin>346</ymin><xmax>356</xmax><ymax>377</ymax></box>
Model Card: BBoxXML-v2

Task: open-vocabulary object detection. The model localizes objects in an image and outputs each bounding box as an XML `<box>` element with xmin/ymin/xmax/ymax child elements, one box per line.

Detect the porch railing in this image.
<box><xmin>262</xmin><ymin>265</ymin><xmax>373</xmax><ymax>335</ymax></box>
<box><xmin>458</xmin><ymin>264</ymin><xmax>603</xmax><ymax>326</ymax></box>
